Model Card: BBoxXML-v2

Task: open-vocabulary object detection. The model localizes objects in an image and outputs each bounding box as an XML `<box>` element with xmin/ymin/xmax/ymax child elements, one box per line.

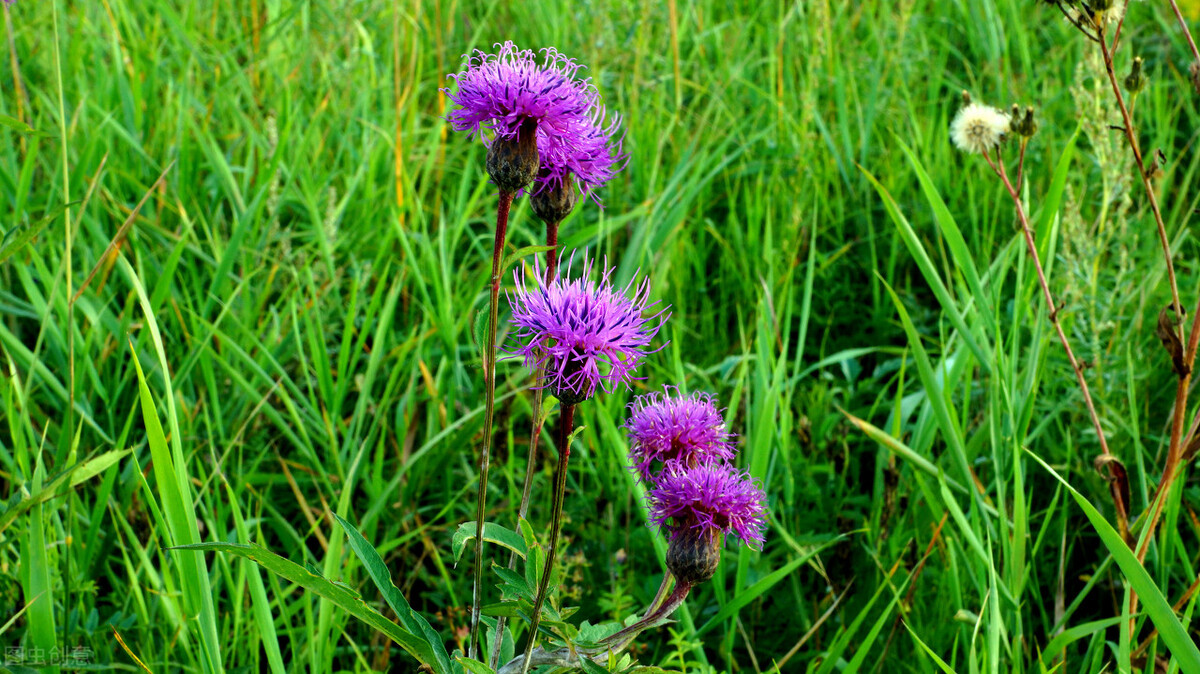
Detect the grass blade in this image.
<box><xmin>171</xmin><ymin>541</ymin><xmax>437</xmax><ymax>668</ymax></box>
<box><xmin>861</xmin><ymin>165</ymin><xmax>990</xmax><ymax>372</ymax></box>
<box><xmin>335</xmin><ymin>513</ymin><xmax>453</xmax><ymax>674</ymax></box>
<box><xmin>1027</xmin><ymin>449</ymin><xmax>1200</xmax><ymax>673</ymax></box>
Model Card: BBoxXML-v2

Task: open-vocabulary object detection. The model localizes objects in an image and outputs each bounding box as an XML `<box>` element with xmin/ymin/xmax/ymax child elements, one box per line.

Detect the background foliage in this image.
<box><xmin>3</xmin><ymin>0</ymin><xmax>1200</xmax><ymax>671</ymax></box>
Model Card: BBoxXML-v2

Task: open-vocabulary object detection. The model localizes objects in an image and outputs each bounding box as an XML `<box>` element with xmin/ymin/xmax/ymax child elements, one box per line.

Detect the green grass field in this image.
<box><xmin>3</xmin><ymin>0</ymin><xmax>1200</xmax><ymax>671</ymax></box>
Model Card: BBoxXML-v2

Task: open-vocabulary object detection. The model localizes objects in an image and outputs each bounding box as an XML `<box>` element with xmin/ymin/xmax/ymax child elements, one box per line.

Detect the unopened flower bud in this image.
<box><xmin>1010</xmin><ymin>105</ymin><xmax>1037</xmax><ymax>139</ymax></box>
<box><xmin>1125</xmin><ymin>57</ymin><xmax>1147</xmax><ymax>94</ymax></box>
<box><xmin>531</xmin><ymin>172</ymin><xmax>578</xmax><ymax>225</ymax></box>
<box><xmin>486</xmin><ymin>118</ymin><xmax>539</xmax><ymax>193</ymax></box>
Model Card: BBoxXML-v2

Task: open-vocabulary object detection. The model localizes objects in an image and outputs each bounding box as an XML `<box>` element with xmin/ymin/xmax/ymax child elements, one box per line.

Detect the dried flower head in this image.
<box><xmin>506</xmin><ymin>253</ymin><xmax>669</xmax><ymax>405</ymax></box>
<box><xmin>647</xmin><ymin>462</ymin><xmax>768</xmax><ymax>551</ymax></box>
<box><xmin>624</xmin><ymin>388</ymin><xmax>736</xmax><ymax>483</ymax></box>
<box><xmin>950</xmin><ymin>102</ymin><xmax>1009</xmax><ymax>154</ymax></box>
<box><xmin>443</xmin><ymin>41</ymin><xmax>624</xmax><ymax>197</ymax></box>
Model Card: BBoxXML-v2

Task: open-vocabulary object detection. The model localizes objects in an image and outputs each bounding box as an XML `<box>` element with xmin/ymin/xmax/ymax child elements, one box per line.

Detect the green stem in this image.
<box><xmin>469</xmin><ymin>189</ymin><xmax>515</xmax><ymax>660</ymax></box>
<box><xmin>520</xmin><ymin>403</ymin><xmax>576</xmax><ymax>674</ymax></box>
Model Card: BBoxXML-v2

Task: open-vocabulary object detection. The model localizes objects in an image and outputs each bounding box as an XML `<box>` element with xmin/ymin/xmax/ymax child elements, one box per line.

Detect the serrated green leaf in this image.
<box><xmin>334</xmin><ymin>513</ymin><xmax>452</xmax><ymax>674</ymax></box>
<box><xmin>576</xmin><ymin>620</ymin><xmax>623</xmax><ymax>646</ymax></box>
<box><xmin>452</xmin><ymin>520</ymin><xmax>528</xmax><ymax>564</ymax></box>
<box><xmin>171</xmin><ymin>542</ymin><xmax>438</xmax><ymax>668</ymax></box>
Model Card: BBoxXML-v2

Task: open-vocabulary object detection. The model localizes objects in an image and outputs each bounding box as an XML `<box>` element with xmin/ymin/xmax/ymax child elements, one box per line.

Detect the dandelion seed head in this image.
<box><xmin>950</xmin><ymin>102</ymin><xmax>1010</xmax><ymax>154</ymax></box>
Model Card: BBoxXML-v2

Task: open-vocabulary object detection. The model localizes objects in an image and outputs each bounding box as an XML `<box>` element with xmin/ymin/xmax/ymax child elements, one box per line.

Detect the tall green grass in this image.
<box><xmin>2</xmin><ymin>0</ymin><xmax>1199</xmax><ymax>671</ymax></box>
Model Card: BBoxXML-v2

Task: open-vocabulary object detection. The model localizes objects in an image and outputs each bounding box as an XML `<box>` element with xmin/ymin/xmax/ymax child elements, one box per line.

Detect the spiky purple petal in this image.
<box><xmin>505</xmin><ymin>253</ymin><xmax>669</xmax><ymax>403</ymax></box>
<box><xmin>442</xmin><ymin>41</ymin><xmax>625</xmax><ymax>198</ymax></box>
<box><xmin>625</xmin><ymin>387</ymin><xmax>737</xmax><ymax>483</ymax></box>
<box><xmin>647</xmin><ymin>462</ymin><xmax>768</xmax><ymax>550</ymax></box>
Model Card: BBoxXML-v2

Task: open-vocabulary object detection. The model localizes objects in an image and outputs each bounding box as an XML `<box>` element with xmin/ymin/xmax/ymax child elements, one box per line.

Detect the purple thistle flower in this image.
<box><xmin>647</xmin><ymin>462</ymin><xmax>768</xmax><ymax>550</ymax></box>
<box><xmin>624</xmin><ymin>387</ymin><xmax>737</xmax><ymax>483</ymax></box>
<box><xmin>534</xmin><ymin>102</ymin><xmax>627</xmax><ymax>201</ymax></box>
<box><xmin>506</xmin><ymin>253</ymin><xmax>669</xmax><ymax>405</ymax></box>
<box><xmin>442</xmin><ymin>41</ymin><xmax>625</xmax><ymax>198</ymax></box>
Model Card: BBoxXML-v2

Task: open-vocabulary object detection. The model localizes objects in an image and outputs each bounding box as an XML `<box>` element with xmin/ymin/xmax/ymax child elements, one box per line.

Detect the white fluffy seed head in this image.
<box><xmin>950</xmin><ymin>102</ymin><xmax>1010</xmax><ymax>154</ymax></box>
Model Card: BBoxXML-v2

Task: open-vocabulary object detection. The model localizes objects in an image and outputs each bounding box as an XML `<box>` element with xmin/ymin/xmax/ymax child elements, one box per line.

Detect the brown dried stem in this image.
<box><xmin>1167</xmin><ymin>0</ymin><xmax>1200</xmax><ymax>69</ymax></box>
<box><xmin>981</xmin><ymin>149</ymin><xmax>1126</xmax><ymax>531</ymax></box>
<box><xmin>1092</xmin><ymin>19</ymin><xmax>1197</xmax><ymax>645</ymax></box>
<box><xmin>1096</xmin><ymin>23</ymin><xmax>1185</xmax><ymax>329</ymax></box>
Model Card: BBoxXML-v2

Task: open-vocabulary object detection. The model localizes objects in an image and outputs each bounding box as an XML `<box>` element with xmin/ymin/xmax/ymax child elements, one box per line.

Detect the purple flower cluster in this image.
<box><xmin>624</xmin><ymin>388</ymin><xmax>736</xmax><ymax>482</ymax></box>
<box><xmin>506</xmin><ymin>254</ymin><xmax>668</xmax><ymax>405</ymax></box>
<box><xmin>443</xmin><ymin>41</ymin><xmax>625</xmax><ymax>198</ymax></box>
<box><xmin>648</xmin><ymin>463</ymin><xmax>768</xmax><ymax>549</ymax></box>
<box><xmin>627</xmin><ymin>388</ymin><xmax>768</xmax><ymax>551</ymax></box>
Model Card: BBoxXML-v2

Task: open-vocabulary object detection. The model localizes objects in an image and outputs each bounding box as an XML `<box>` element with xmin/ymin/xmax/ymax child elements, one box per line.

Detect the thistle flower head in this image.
<box><xmin>506</xmin><ymin>253</ymin><xmax>669</xmax><ymax>405</ymax></box>
<box><xmin>443</xmin><ymin>41</ymin><xmax>624</xmax><ymax>198</ymax></box>
<box><xmin>647</xmin><ymin>462</ymin><xmax>768</xmax><ymax>550</ymax></box>
<box><xmin>950</xmin><ymin>102</ymin><xmax>1009</xmax><ymax>154</ymax></box>
<box><xmin>624</xmin><ymin>387</ymin><xmax>737</xmax><ymax>483</ymax></box>
<box><xmin>535</xmin><ymin>102</ymin><xmax>627</xmax><ymax>202</ymax></box>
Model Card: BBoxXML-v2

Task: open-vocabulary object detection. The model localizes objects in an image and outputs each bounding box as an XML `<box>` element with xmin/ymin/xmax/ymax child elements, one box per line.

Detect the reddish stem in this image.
<box><xmin>545</xmin><ymin>220</ymin><xmax>560</xmax><ymax>281</ymax></box>
<box><xmin>470</xmin><ymin>189</ymin><xmax>514</xmax><ymax>660</ymax></box>
<box><xmin>520</xmin><ymin>404</ymin><xmax>576</xmax><ymax>673</ymax></box>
